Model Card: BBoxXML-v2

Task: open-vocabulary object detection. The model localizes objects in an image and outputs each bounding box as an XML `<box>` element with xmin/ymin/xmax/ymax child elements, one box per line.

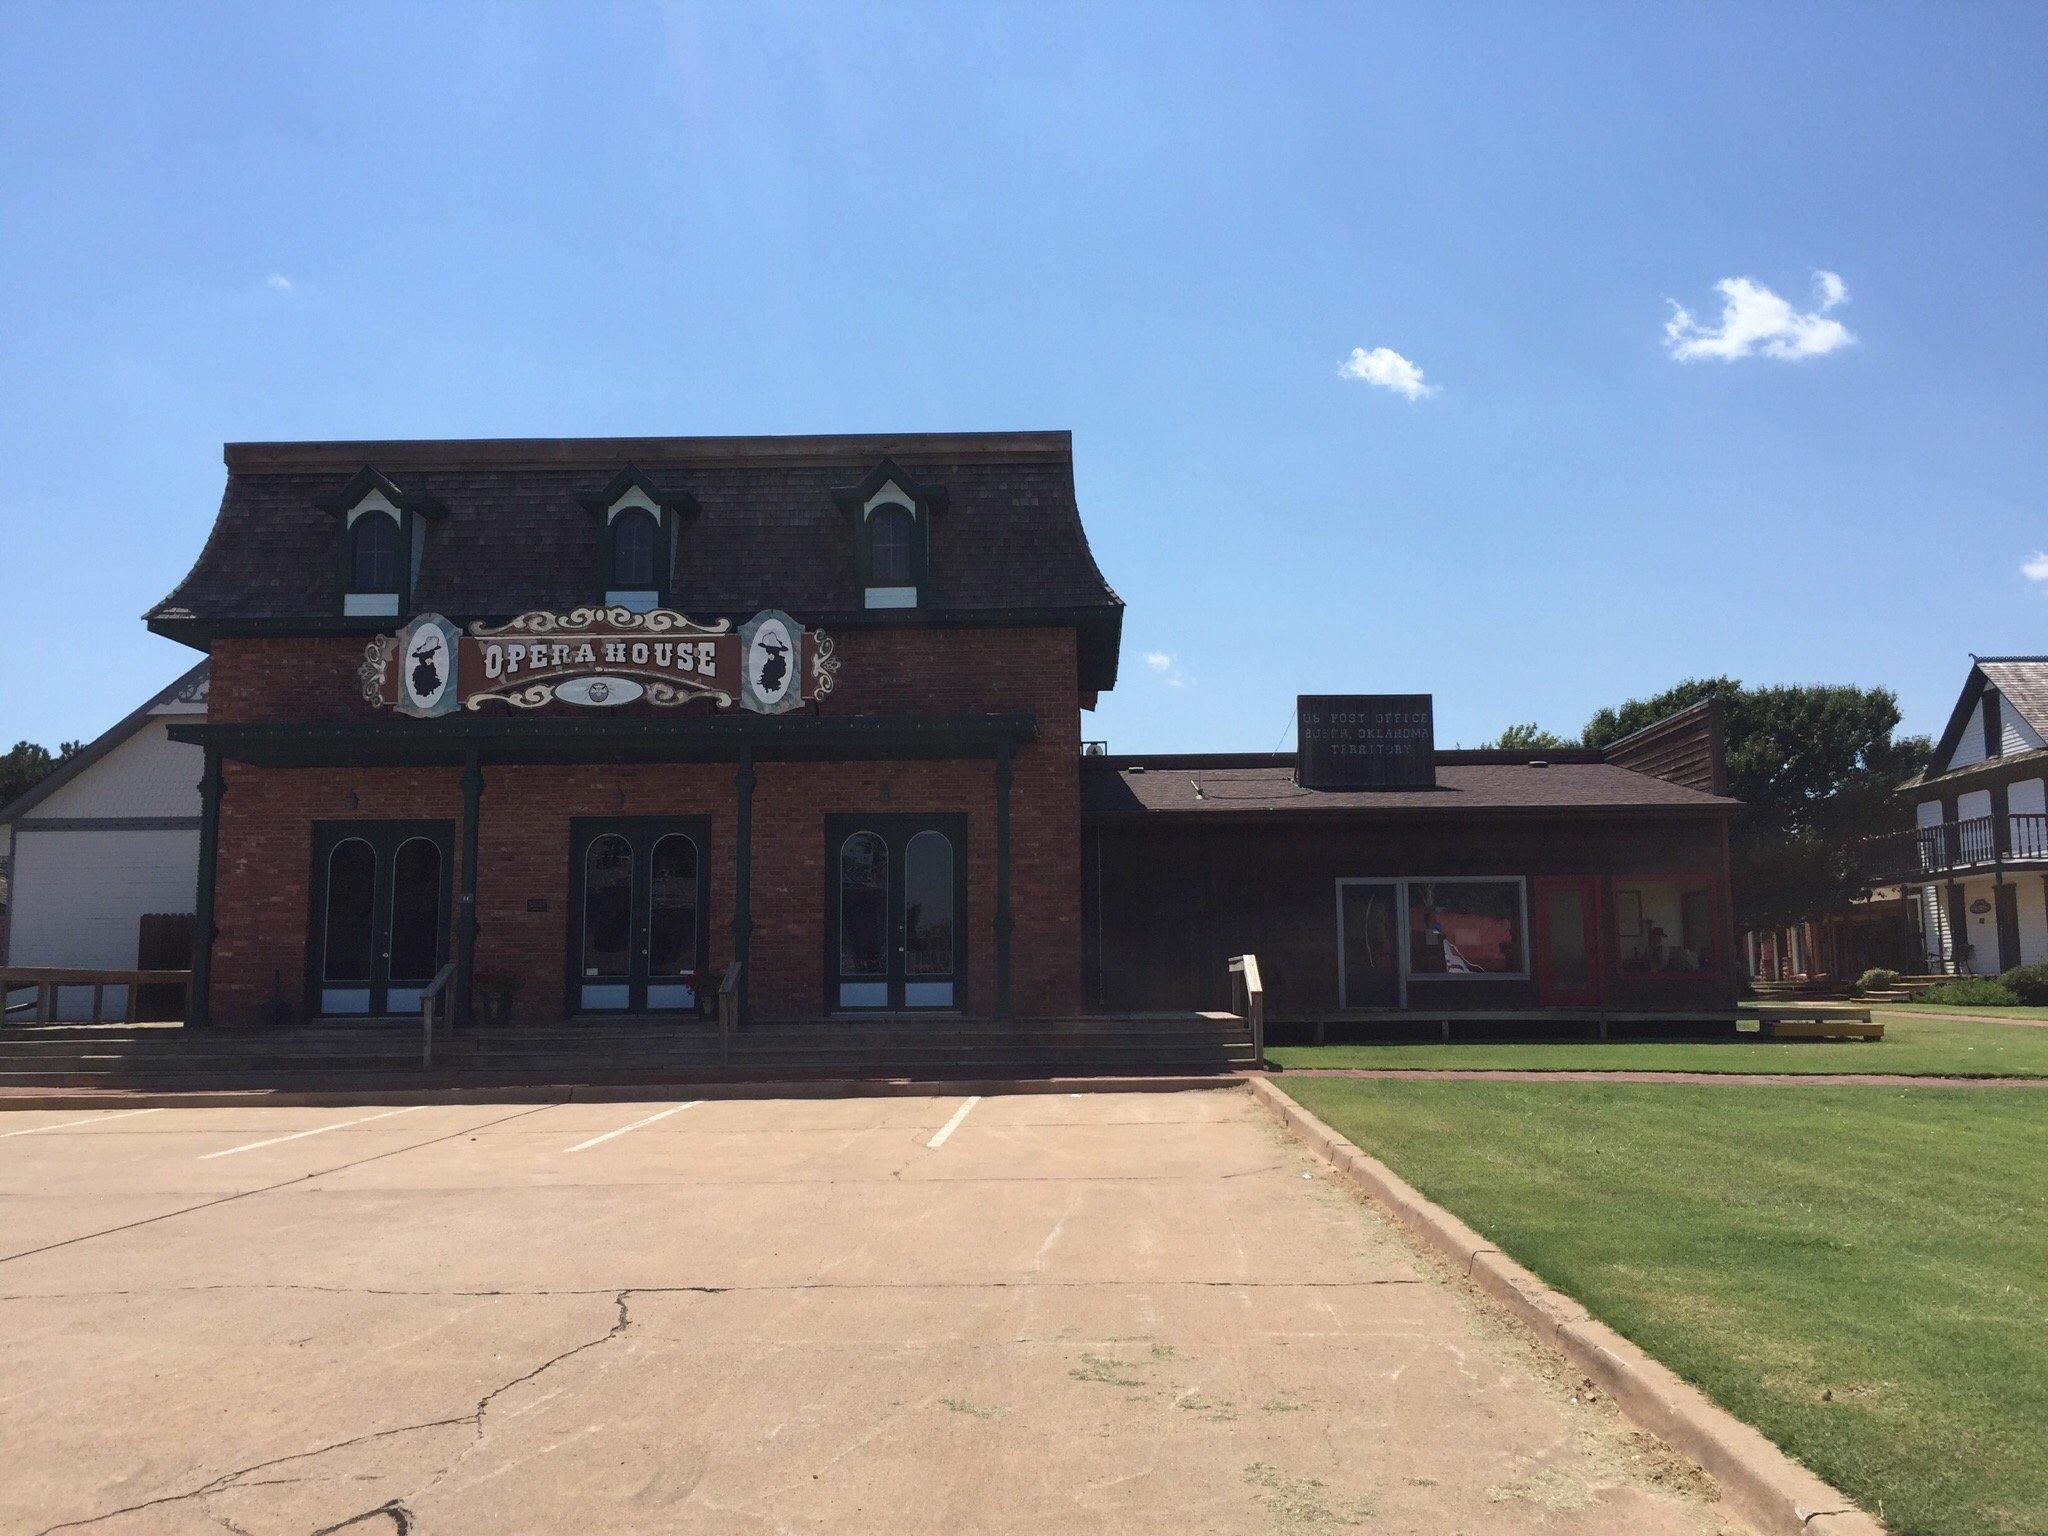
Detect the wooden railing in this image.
<box><xmin>420</xmin><ymin>963</ymin><xmax>458</xmax><ymax>1069</ymax></box>
<box><xmin>1864</xmin><ymin>813</ymin><xmax>2048</xmax><ymax>881</ymax></box>
<box><xmin>717</xmin><ymin>961</ymin><xmax>743</xmax><ymax>1067</ymax></box>
<box><xmin>1228</xmin><ymin>953</ymin><xmax>1266</xmax><ymax>1067</ymax></box>
<box><xmin>0</xmin><ymin>966</ymin><xmax>192</xmax><ymax>1025</ymax></box>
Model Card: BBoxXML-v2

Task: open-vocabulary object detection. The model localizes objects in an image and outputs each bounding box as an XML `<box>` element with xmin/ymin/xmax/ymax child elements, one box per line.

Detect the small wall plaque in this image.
<box><xmin>527</xmin><ymin>898</ymin><xmax>549</xmax><ymax>913</ymax></box>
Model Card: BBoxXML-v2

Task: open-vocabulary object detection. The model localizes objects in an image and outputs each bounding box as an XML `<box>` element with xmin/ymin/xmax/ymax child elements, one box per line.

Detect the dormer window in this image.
<box><xmin>611</xmin><ymin>507</ymin><xmax>658</xmax><ymax>590</ymax></box>
<box><xmin>580</xmin><ymin>468</ymin><xmax>695</xmax><ymax>613</ymax></box>
<box><xmin>868</xmin><ymin>504</ymin><xmax>914</xmax><ymax>586</ymax></box>
<box><xmin>834</xmin><ymin>459</ymin><xmax>942</xmax><ymax>610</ymax></box>
<box><xmin>349</xmin><ymin>510</ymin><xmax>401</xmax><ymax>594</ymax></box>
<box><xmin>317</xmin><ymin>468</ymin><xmax>445</xmax><ymax>618</ymax></box>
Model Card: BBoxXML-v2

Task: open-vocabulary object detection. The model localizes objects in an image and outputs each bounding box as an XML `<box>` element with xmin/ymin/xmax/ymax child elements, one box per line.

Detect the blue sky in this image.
<box><xmin>2</xmin><ymin>3</ymin><xmax>2043</xmax><ymax>754</ymax></box>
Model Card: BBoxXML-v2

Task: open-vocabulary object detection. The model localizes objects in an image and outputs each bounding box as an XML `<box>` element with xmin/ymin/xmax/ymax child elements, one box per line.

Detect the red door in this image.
<box><xmin>1532</xmin><ymin>876</ymin><xmax>1603</xmax><ymax>1006</ymax></box>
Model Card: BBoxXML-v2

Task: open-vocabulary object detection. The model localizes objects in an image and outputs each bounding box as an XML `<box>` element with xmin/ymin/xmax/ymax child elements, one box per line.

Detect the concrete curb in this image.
<box><xmin>1246</xmin><ymin>1076</ymin><xmax>1885</xmax><ymax>1536</ymax></box>
<box><xmin>0</xmin><ymin>1073</ymin><xmax>1244</xmax><ymax>1112</ymax></box>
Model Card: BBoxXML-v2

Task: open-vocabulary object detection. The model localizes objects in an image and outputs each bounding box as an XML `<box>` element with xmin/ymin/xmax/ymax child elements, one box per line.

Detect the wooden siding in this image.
<box><xmin>1601</xmin><ymin>698</ymin><xmax>1728</xmax><ymax>796</ymax></box>
<box><xmin>1082</xmin><ymin>815</ymin><xmax>1738</xmax><ymax>1018</ymax></box>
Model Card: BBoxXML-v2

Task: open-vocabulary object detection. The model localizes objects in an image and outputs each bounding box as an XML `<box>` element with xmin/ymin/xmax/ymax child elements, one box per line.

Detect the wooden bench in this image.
<box><xmin>1745</xmin><ymin>1005</ymin><xmax>1883</xmax><ymax>1041</ymax></box>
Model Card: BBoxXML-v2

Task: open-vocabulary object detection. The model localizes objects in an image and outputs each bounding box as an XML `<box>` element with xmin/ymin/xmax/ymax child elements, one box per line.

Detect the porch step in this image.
<box><xmin>0</xmin><ymin>1015</ymin><xmax>1256</xmax><ymax>1089</ymax></box>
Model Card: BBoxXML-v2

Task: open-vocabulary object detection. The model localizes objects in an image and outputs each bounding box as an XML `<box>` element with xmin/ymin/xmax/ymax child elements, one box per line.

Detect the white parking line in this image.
<box><xmin>565</xmin><ymin>1101</ymin><xmax>701</xmax><ymax>1153</ymax></box>
<box><xmin>1</xmin><ymin>1107</ymin><xmax>165</xmax><ymax>1140</ymax></box>
<box><xmin>926</xmin><ymin>1096</ymin><xmax>982</xmax><ymax>1149</ymax></box>
<box><xmin>198</xmin><ymin>1106</ymin><xmax>428</xmax><ymax>1160</ymax></box>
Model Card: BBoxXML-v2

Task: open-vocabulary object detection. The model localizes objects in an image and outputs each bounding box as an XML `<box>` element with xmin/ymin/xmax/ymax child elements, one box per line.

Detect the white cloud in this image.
<box><xmin>1664</xmin><ymin>270</ymin><xmax>1853</xmax><ymax>362</ymax></box>
<box><xmin>266</xmin><ymin>273</ymin><xmax>294</xmax><ymax>292</ymax></box>
<box><xmin>1143</xmin><ymin>650</ymin><xmax>1189</xmax><ymax>688</ymax></box>
<box><xmin>2022</xmin><ymin>552</ymin><xmax>2048</xmax><ymax>585</ymax></box>
<box><xmin>1339</xmin><ymin>345</ymin><xmax>1435</xmax><ymax>400</ymax></box>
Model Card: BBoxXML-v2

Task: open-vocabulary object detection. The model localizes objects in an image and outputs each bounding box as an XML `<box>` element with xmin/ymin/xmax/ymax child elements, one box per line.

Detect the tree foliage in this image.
<box><xmin>1582</xmin><ymin>677</ymin><xmax>1928</xmax><ymax>929</ymax></box>
<box><xmin>0</xmin><ymin>739</ymin><xmax>84</xmax><ymax>811</ymax></box>
<box><xmin>1488</xmin><ymin>722</ymin><xmax>1572</xmax><ymax>750</ymax></box>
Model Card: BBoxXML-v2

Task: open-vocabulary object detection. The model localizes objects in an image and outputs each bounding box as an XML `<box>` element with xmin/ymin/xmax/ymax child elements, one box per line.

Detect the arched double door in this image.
<box><xmin>310</xmin><ymin>821</ymin><xmax>454</xmax><ymax>1016</ymax></box>
<box><xmin>826</xmin><ymin>815</ymin><xmax>966</xmax><ymax>1011</ymax></box>
<box><xmin>569</xmin><ymin>818</ymin><xmax>712</xmax><ymax>1013</ymax></box>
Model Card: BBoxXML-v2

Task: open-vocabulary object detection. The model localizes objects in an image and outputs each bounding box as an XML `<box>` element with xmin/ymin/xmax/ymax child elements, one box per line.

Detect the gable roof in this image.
<box><xmin>146</xmin><ymin>431</ymin><xmax>1125</xmax><ymax>692</ymax></box>
<box><xmin>1915</xmin><ymin>656</ymin><xmax>2048</xmax><ymax>786</ymax></box>
<box><xmin>0</xmin><ymin>661</ymin><xmax>208</xmax><ymax>827</ymax></box>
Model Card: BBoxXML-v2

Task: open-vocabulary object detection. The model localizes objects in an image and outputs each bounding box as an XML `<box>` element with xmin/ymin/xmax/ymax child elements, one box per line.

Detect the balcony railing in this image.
<box><xmin>1863</xmin><ymin>813</ymin><xmax>2048</xmax><ymax>883</ymax></box>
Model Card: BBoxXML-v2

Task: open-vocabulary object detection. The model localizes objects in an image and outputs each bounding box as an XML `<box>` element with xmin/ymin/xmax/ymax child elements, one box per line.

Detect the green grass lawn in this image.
<box><xmin>1280</xmin><ymin>1078</ymin><xmax>2048</xmax><ymax>1536</ymax></box>
<box><xmin>1266</xmin><ymin>1011</ymin><xmax>2048</xmax><ymax>1076</ymax></box>
<box><xmin>1879</xmin><ymin>1001</ymin><xmax>2048</xmax><ymax>1020</ymax></box>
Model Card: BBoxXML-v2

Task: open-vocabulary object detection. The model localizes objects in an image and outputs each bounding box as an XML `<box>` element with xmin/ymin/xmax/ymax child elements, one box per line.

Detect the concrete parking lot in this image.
<box><xmin>0</xmin><ymin>1089</ymin><xmax>1744</xmax><ymax>1535</ymax></box>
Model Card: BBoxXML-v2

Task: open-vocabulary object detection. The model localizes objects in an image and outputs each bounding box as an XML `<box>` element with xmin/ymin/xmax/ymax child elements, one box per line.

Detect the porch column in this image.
<box><xmin>1946</xmin><ymin>881</ymin><xmax>1964</xmax><ymax>973</ymax></box>
<box><xmin>456</xmin><ymin>752</ymin><xmax>483</xmax><ymax>1028</ymax></box>
<box><xmin>994</xmin><ymin>736</ymin><xmax>1013</xmax><ymax>1019</ymax></box>
<box><xmin>732</xmin><ymin>750</ymin><xmax>754</xmax><ymax>1027</ymax></box>
<box><xmin>187</xmin><ymin>748</ymin><xmax>224</xmax><ymax>1029</ymax></box>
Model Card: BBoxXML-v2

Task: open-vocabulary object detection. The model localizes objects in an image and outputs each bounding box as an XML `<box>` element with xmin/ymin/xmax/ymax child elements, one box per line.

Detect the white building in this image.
<box><xmin>0</xmin><ymin>663</ymin><xmax>208</xmax><ymax>1018</ymax></box>
<box><xmin>1869</xmin><ymin>657</ymin><xmax>2048</xmax><ymax>976</ymax></box>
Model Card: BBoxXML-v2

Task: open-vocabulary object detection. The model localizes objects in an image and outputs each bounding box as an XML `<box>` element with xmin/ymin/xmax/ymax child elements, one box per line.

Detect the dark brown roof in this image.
<box><xmin>1082</xmin><ymin>753</ymin><xmax>1741</xmax><ymax>818</ymax></box>
<box><xmin>148</xmin><ymin>431</ymin><xmax>1124</xmax><ymax>688</ymax></box>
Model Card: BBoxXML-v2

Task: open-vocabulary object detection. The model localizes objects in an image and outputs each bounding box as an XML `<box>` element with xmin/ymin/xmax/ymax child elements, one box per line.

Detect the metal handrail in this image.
<box><xmin>717</xmin><ymin>960</ymin><xmax>742</xmax><ymax>1067</ymax></box>
<box><xmin>420</xmin><ymin>963</ymin><xmax>458</xmax><ymax>1069</ymax></box>
<box><xmin>1228</xmin><ymin>953</ymin><xmax>1266</xmax><ymax>1067</ymax></box>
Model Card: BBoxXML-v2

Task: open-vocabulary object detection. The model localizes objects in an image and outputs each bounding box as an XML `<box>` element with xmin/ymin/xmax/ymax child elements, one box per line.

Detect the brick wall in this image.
<box><xmin>203</xmin><ymin>625</ymin><xmax>1086</xmax><ymax>1025</ymax></box>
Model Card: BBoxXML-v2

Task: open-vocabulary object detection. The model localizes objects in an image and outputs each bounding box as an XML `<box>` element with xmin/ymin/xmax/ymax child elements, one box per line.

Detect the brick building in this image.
<box><xmin>152</xmin><ymin>432</ymin><xmax>1115</xmax><ymax>1031</ymax></box>
<box><xmin>150</xmin><ymin>428</ymin><xmax>1740</xmax><ymax>1047</ymax></box>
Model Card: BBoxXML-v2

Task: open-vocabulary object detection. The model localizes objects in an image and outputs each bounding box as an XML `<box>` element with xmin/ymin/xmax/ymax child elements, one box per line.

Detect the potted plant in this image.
<box><xmin>471</xmin><ymin>968</ymin><xmax>522</xmax><ymax>1029</ymax></box>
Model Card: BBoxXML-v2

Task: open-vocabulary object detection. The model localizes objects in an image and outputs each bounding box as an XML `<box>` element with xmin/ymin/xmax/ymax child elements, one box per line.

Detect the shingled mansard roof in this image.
<box><xmin>147</xmin><ymin>431</ymin><xmax>1125</xmax><ymax>693</ymax></box>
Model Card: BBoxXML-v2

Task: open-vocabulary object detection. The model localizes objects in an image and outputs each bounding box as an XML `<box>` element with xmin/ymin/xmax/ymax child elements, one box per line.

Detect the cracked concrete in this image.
<box><xmin>0</xmin><ymin>1092</ymin><xmax>1754</xmax><ymax>1534</ymax></box>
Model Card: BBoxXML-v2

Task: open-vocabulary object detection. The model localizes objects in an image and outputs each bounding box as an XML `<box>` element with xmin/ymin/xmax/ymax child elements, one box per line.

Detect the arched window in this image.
<box><xmin>350</xmin><ymin>511</ymin><xmax>401</xmax><ymax>592</ymax></box>
<box><xmin>611</xmin><ymin>508</ymin><xmax>658</xmax><ymax>590</ymax></box>
<box><xmin>387</xmin><ymin>837</ymin><xmax>443</xmax><ymax>987</ymax></box>
<box><xmin>647</xmin><ymin>834</ymin><xmax>699</xmax><ymax>982</ymax></box>
<box><xmin>837</xmin><ymin>831</ymin><xmax>889</xmax><ymax>981</ymax></box>
<box><xmin>868</xmin><ymin>504</ymin><xmax>914</xmax><ymax>586</ymax></box>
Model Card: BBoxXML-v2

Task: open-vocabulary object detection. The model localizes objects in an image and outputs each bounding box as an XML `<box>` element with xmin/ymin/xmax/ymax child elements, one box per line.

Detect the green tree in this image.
<box><xmin>1488</xmin><ymin>722</ymin><xmax>1571</xmax><ymax>750</ymax></box>
<box><xmin>0</xmin><ymin>739</ymin><xmax>84</xmax><ymax>810</ymax></box>
<box><xmin>1582</xmin><ymin>678</ymin><xmax>1926</xmax><ymax>929</ymax></box>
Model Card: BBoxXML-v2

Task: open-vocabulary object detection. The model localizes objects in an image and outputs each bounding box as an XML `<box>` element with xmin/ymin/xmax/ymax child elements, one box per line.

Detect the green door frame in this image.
<box><xmin>566</xmin><ymin>816</ymin><xmax>712</xmax><ymax>1014</ymax></box>
<box><xmin>306</xmin><ymin>820</ymin><xmax>454</xmax><ymax>1018</ymax></box>
<box><xmin>824</xmin><ymin>814</ymin><xmax>969</xmax><ymax>1013</ymax></box>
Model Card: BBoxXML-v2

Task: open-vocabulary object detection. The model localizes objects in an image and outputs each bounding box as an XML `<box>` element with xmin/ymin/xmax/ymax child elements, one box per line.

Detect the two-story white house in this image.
<box><xmin>1865</xmin><ymin>656</ymin><xmax>2048</xmax><ymax>976</ymax></box>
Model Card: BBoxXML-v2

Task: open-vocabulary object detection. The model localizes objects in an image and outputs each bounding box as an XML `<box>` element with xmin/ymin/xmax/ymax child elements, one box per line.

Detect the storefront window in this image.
<box><xmin>1406</xmin><ymin>880</ymin><xmax>1525</xmax><ymax>975</ymax></box>
<box><xmin>1615</xmin><ymin>879</ymin><xmax>1716</xmax><ymax>973</ymax></box>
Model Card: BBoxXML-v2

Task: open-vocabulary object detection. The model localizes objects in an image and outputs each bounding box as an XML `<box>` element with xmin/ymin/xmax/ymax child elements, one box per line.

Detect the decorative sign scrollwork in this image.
<box><xmin>364</xmin><ymin>608</ymin><xmax>839</xmax><ymax>718</ymax></box>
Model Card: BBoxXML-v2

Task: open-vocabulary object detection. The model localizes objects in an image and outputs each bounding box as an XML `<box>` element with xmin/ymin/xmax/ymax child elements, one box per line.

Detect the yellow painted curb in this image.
<box><xmin>1247</xmin><ymin>1076</ymin><xmax>1886</xmax><ymax>1536</ymax></box>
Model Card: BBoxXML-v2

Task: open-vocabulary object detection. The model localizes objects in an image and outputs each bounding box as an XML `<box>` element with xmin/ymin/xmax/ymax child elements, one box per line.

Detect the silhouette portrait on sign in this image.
<box><xmin>410</xmin><ymin>634</ymin><xmax>445</xmax><ymax>701</ymax></box>
<box><xmin>756</xmin><ymin>634</ymin><xmax>789</xmax><ymax>696</ymax></box>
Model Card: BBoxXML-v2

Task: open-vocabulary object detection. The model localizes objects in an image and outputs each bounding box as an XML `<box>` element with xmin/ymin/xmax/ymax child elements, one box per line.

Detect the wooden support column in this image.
<box><xmin>1947</xmin><ymin>881</ymin><xmax>1964</xmax><ymax>974</ymax></box>
<box><xmin>733</xmin><ymin>750</ymin><xmax>754</xmax><ymax>1028</ymax></box>
<box><xmin>457</xmin><ymin>752</ymin><xmax>483</xmax><ymax>1028</ymax></box>
<box><xmin>188</xmin><ymin>748</ymin><xmax>224</xmax><ymax>1029</ymax></box>
<box><xmin>994</xmin><ymin>736</ymin><xmax>1014</xmax><ymax>1020</ymax></box>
